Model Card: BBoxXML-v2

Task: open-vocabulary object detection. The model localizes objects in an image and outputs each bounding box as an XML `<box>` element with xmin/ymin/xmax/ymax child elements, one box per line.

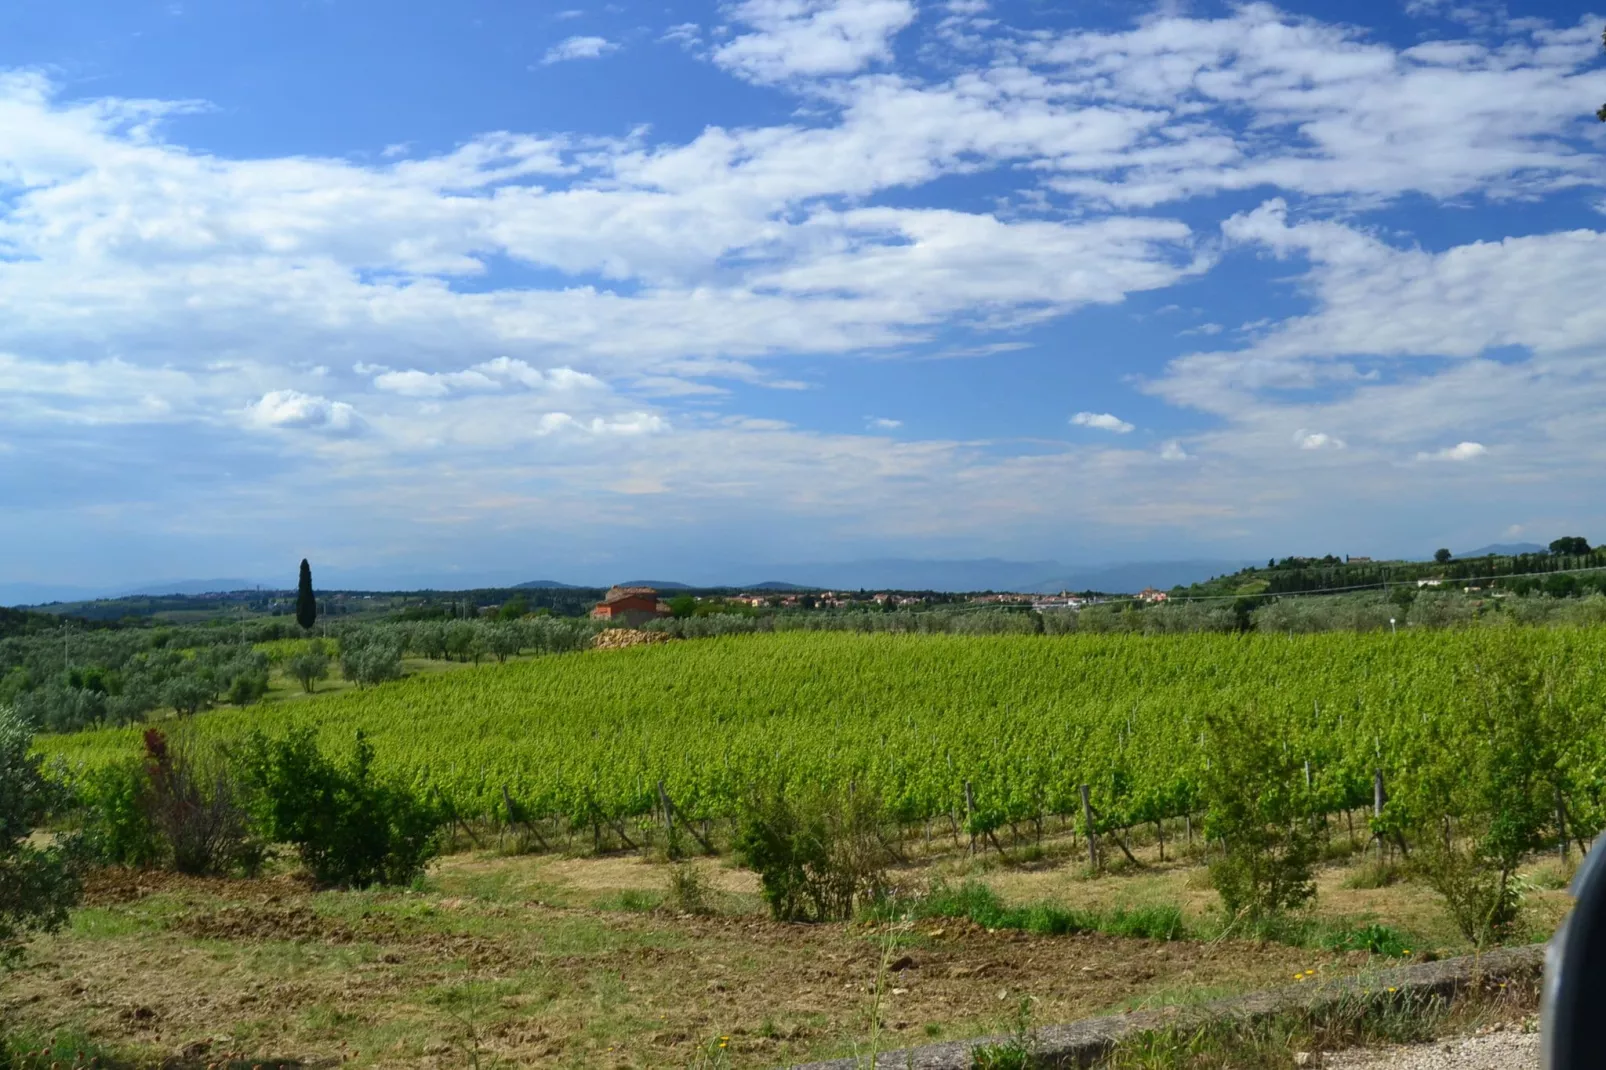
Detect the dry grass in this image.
<box><xmin>2</xmin><ymin>818</ymin><xmax>1576</xmax><ymax>1069</ymax></box>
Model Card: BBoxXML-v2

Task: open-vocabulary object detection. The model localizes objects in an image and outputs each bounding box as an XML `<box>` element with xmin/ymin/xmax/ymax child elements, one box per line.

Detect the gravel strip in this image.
<box><xmin>1325</xmin><ymin>1031</ymin><xmax>1539</xmax><ymax>1070</ymax></box>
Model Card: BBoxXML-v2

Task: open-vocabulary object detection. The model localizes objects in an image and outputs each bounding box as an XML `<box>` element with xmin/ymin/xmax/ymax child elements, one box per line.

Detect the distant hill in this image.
<box><xmin>744</xmin><ymin>581</ymin><xmax>813</xmax><ymax>592</ymax></box>
<box><xmin>116</xmin><ymin>578</ymin><xmax>270</xmax><ymax>597</ymax></box>
<box><xmin>1025</xmin><ymin>560</ymin><xmax>1259</xmax><ymax>595</ymax></box>
<box><xmin>1457</xmin><ymin>543</ymin><xmax>1546</xmax><ymax>558</ymax></box>
<box><xmin>513</xmin><ymin>579</ymin><xmax>589</xmax><ymax>589</ymax></box>
<box><xmin>614</xmin><ymin>580</ymin><xmax>693</xmax><ymax>590</ymax></box>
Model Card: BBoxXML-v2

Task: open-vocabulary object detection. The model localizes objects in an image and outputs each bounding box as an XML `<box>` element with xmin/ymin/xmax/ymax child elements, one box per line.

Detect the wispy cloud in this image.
<box><xmin>541</xmin><ymin>35</ymin><xmax>618</xmax><ymax>64</ymax></box>
<box><xmin>868</xmin><ymin>417</ymin><xmax>902</xmax><ymax>430</ymax></box>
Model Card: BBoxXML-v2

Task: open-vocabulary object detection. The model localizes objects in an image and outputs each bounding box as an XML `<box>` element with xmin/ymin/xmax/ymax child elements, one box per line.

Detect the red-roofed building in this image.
<box><xmin>590</xmin><ymin>586</ymin><xmax>672</xmax><ymax>627</ymax></box>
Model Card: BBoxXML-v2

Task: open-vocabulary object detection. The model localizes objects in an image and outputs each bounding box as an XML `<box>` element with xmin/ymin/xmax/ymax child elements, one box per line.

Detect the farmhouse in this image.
<box><xmin>590</xmin><ymin>586</ymin><xmax>672</xmax><ymax>627</ymax></box>
<box><xmin>1138</xmin><ymin>587</ymin><xmax>1169</xmax><ymax>603</ymax></box>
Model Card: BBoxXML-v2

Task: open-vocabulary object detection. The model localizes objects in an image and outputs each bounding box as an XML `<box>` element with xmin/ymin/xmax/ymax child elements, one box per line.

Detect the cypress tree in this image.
<box><xmin>296</xmin><ymin>559</ymin><xmax>317</xmax><ymax>632</ymax></box>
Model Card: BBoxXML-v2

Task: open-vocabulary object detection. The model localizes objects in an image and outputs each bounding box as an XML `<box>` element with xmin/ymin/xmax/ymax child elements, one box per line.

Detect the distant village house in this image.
<box><xmin>1138</xmin><ymin>588</ymin><xmax>1169</xmax><ymax>603</ymax></box>
<box><xmin>590</xmin><ymin>586</ymin><xmax>672</xmax><ymax>627</ymax></box>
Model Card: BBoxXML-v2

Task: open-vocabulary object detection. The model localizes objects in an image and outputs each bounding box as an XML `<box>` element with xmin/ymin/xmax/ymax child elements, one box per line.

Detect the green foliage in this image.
<box><xmin>0</xmin><ymin>707</ymin><xmax>84</xmax><ymax>966</ymax></box>
<box><xmin>1320</xmin><ymin>922</ymin><xmax>1411</xmax><ymax>957</ymax></box>
<box><xmin>1395</xmin><ymin>650</ymin><xmax>1565</xmax><ymax>945</ymax></box>
<box><xmin>161</xmin><ymin>673</ymin><xmax>212</xmax><ymax>717</ymax></box>
<box><xmin>1200</xmin><ymin>706</ymin><xmax>1319</xmax><ymax>922</ymax></box>
<box><xmin>340</xmin><ymin>631</ymin><xmax>402</xmax><ymax>687</ymax></box>
<box><xmin>287</xmin><ymin>640</ymin><xmax>331</xmax><ymax>693</ymax></box>
<box><xmin>75</xmin><ymin>757</ymin><xmax>163</xmax><ymax>868</ymax></box>
<box><xmin>733</xmin><ymin>784</ymin><xmax>888</xmax><ymax>922</ymax></box>
<box><xmin>239</xmin><ymin>726</ymin><xmax>445</xmax><ymax>888</ymax></box>
<box><xmin>1434</xmin><ymin>548</ymin><xmax>1452</xmax><ymax>563</ymax></box>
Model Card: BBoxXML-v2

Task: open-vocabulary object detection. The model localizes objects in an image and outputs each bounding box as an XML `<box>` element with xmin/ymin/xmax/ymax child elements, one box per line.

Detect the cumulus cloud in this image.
<box><xmin>1417</xmin><ymin>441</ymin><xmax>1488</xmax><ymax>462</ymax></box>
<box><xmin>1071</xmin><ymin>412</ymin><xmax>1135</xmax><ymax>433</ymax></box>
<box><xmin>1159</xmin><ymin>440</ymin><xmax>1190</xmax><ymax>461</ymax></box>
<box><xmin>1294</xmin><ymin>430</ymin><xmax>1345</xmax><ymax>451</ymax></box>
<box><xmin>542</xmin><ymin>35</ymin><xmax>618</xmax><ymax>64</ymax></box>
<box><xmin>713</xmin><ymin>0</ymin><xmax>916</xmax><ymax>83</ymax></box>
<box><xmin>243</xmin><ymin>390</ymin><xmax>362</xmax><ymax>434</ymax></box>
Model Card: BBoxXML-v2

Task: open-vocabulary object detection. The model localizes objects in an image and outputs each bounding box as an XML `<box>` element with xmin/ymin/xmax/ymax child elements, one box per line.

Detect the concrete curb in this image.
<box><xmin>785</xmin><ymin>943</ymin><xmax>1545</xmax><ymax>1069</ymax></box>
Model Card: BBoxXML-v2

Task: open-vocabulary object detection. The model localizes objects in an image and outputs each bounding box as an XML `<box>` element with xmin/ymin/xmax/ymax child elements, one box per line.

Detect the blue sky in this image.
<box><xmin>2</xmin><ymin>0</ymin><xmax>1606</xmax><ymax>590</ymax></box>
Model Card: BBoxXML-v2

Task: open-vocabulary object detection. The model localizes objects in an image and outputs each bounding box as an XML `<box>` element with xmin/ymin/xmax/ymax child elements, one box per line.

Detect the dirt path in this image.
<box><xmin>1327</xmin><ymin>1031</ymin><xmax>1538</xmax><ymax>1070</ymax></box>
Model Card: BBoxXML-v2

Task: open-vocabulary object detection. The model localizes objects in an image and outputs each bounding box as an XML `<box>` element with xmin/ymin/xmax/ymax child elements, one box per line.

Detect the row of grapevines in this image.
<box><xmin>42</xmin><ymin>629</ymin><xmax>1606</xmax><ymax>833</ymax></box>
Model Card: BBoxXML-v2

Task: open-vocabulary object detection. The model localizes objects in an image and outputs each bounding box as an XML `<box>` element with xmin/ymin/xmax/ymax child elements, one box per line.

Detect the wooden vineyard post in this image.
<box><xmin>964</xmin><ymin>781</ymin><xmax>977</xmax><ymax>856</ymax></box>
<box><xmin>1155</xmin><ymin>818</ymin><xmax>1164</xmax><ymax>862</ymax></box>
<box><xmin>1373</xmin><ymin>769</ymin><xmax>1385</xmax><ymax>862</ymax></box>
<box><xmin>657</xmin><ymin>780</ymin><xmax>714</xmax><ymax>855</ymax></box>
<box><xmin>1080</xmin><ymin>784</ymin><xmax>1098</xmax><ymax>870</ymax></box>
<box><xmin>503</xmin><ymin>784</ymin><xmax>548</xmax><ymax>852</ymax></box>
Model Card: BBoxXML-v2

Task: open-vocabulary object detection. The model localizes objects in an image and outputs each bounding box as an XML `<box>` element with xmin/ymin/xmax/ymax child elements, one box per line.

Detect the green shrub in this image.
<box><xmin>1200</xmin><ymin>706</ymin><xmax>1319</xmax><ymax>922</ymax></box>
<box><xmin>733</xmin><ymin>784</ymin><xmax>889</xmax><ymax>922</ymax></box>
<box><xmin>0</xmin><ymin>706</ymin><xmax>84</xmax><ymax>965</ymax></box>
<box><xmin>76</xmin><ymin>730</ymin><xmax>261</xmax><ymax>876</ymax></box>
<box><xmin>666</xmin><ymin>863</ymin><xmax>713</xmax><ymax>915</ymax></box>
<box><xmin>1396</xmin><ymin>651</ymin><xmax>1563</xmax><ymax>946</ymax></box>
<box><xmin>140</xmin><ymin>730</ymin><xmax>262</xmax><ymax>876</ymax></box>
<box><xmin>76</xmin><ymin>757</ymin><xmax>163</xmax><ymax>869</ymax></box>
<box><xmin>239</xmin><ymin>726</ymin><xmax>444</xmax><ymax>888</ymax></box>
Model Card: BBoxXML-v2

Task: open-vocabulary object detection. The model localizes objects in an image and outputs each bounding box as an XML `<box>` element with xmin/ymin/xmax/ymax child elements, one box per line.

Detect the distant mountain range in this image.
<box><xmin>1457</xmin><ymin>542</ymin><xmax>1546</xmax><ymax>558</ymax></box>
<box><xmin>6</xmin><ymin>544</ymin><xmax>1569</xmax><ymax>609</ymax></box>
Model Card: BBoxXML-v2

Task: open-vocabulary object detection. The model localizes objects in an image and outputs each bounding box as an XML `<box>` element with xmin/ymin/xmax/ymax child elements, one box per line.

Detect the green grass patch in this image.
<box><xmin>874</xmin><ymin>882</ymin><xmax>1188</xmax><ymax>941</ymax></box>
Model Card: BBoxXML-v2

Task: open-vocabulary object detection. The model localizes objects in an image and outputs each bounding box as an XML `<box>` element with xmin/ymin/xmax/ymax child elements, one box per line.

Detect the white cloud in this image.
<box><xmin>2</xmin><ymin>7</ymin><xmax>1605</xmax><ymax>570</ymax></box>
<box><xmin>713</xmin><ymin>0</ymin><xmax>916</xmax><ymax>83</ymax></box>
<box><xmin>542</xmin><ymin>35</ymin><xmax>619</xmax><ymax>64</ymax></box>
<box><xmin>243</xmin><ymin>390</ymin><xmax>362</xmax><ymax>434</ymax></box>
<box><xmin>1294</xmin><ymin>430</ymin><xmax>1345</xmax><ymax>451</ymax></box>
<box><xmin>1417</xmin><ymin>441</ymin><xmax>1487</xmax><ymax>462</ymax></box>
<box><xmin>868</xmin><ymin>416</ymin><xmax>902</xmax><ymax>429</ymax></box>
<box><xmin>371</xmin><ymin>359</ymin><xmax>602</xmax><ymax>398</ymax></box>
<box><xmin>537</xmin><ymin>411</ymin><xmax>669</xmax><ymax>436</ymax></box>
<box><xmin>1071</xmin><ymin>411</ymin><xmax>1134</xmax><ymax>433</ymax></box>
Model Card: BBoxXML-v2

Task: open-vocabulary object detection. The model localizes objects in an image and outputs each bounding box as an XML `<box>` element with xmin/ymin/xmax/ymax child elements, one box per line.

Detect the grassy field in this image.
<box><xmin>3</xmin><ymin>817</ymin><xmax>1563</xmax><ymax>1069</ymax></box>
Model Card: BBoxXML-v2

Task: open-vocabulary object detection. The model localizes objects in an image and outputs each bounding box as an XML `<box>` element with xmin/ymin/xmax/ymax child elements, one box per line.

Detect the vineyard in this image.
<box><xmin>42</xmin><ymin>628</ymin><xmax>1606</xmax><ymax>851</ymax></box>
